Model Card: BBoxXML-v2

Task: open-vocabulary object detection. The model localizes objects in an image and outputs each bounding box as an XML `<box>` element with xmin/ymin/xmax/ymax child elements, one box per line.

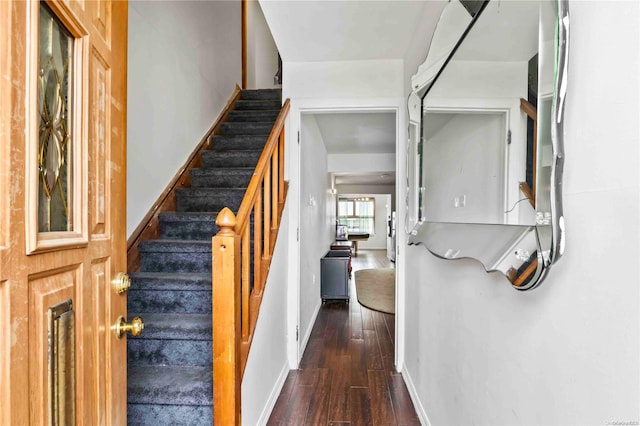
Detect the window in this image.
<box><xmin>338</xmin><ymin>197</ymin><xmax>375</xmax><ymax>235</ymax></box>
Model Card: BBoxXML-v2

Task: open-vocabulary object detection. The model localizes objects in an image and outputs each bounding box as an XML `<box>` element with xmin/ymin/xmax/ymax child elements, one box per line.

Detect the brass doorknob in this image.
<box><xmin>114</xmin><ymin>316</ymin><xmax>144</xmax><ymax>339</ymax></box>
<box><xmin>112</xmin><ymin>272</ymin><xmax>131</xmax><ymax>294</ymax></box>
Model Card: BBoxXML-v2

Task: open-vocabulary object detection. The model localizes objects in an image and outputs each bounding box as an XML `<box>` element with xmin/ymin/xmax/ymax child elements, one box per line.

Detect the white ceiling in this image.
<box><xmin>259</xmin><ymin>0</ymin><xmax>446</xmax><ymax>62</ymax></box>
<box><xmin>455</xmin><ymin>0</ymin><xmax>539</xmax><ymax>61</ymax></box>
<box><xmin>314</xmin><ymin>112</ymin><xmax>396</xmax><ymax>155</ymax></box>
<box><xmin>259</xmin><ymin>0</ymin><xmax>448</xmax><ymax>187</ymax></box>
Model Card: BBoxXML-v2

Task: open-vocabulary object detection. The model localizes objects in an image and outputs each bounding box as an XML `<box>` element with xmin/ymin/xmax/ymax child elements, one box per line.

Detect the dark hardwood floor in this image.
<box><xmin>267</xmin><ymin>250</ymin><xmax>421</xmax><ymax>425</ymax></box>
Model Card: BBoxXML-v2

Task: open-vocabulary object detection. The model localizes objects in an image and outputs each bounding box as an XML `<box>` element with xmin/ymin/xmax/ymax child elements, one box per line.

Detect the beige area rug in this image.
<box><xmin>354</xmin><ymin>268</ymin><xmax>395</xmax><ymax>314</ymax></box>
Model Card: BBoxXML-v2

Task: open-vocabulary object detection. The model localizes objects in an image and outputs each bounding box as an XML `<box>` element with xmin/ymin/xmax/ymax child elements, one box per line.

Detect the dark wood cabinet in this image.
<box><xmin>321</xmin><ymin>251</ymin><xmax>350</xmax><ymax>303</ymax></box>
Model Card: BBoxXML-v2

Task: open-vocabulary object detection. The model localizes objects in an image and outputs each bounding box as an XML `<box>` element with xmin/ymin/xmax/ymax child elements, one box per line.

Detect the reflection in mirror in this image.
<box><xmin>406</xmin><ymin>0</ymin><xmax>569</xmax><ymax>290</ymax></box>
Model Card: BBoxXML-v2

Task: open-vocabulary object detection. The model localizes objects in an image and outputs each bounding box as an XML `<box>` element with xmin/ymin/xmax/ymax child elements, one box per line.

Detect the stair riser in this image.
<box><xmin>160</xmin><ymin>220</ymin><xmax>219</xmax><ymax>240</ymax></box>
<box><xmin>175</xmin><ymin>190</ymin><xmax>244</xmax><ymax>213</ymax></box>
<box><xmin>175</xmin><ymin>199</ymin><xmax>239</xmax><ymax>213</ymax></box>
<box><xmin>221</xmin><ymin>122</ymin><xmax>274</xmax><ymax>136</ymax></box>
<box><xmin>189</xmin><ymin>170</ymin><xmax>253</xmax><ymax>188</ymax></box>
<box><xmin>160</xmin><ymin>218</ymin><xmax>259</xmax><ymax>241</ymax></box>
<box><xmin>211</xmin><ymin>139</ymin><xmax>267</xmax><ymax>152</ymax></box>
<box><xmin>228</xmin><ymin>110</ymin><xmax>280</xmax><ymax>122</ymax></box>
<box><xmin>140</xmin><ymin>252</ymin><xmax>211</xmax><ymax>273</ymax></box>
<box><xmin>201</xmin><ymin>150</ymin><xmax>261</xmax><ymax>168</ymax></box>
<box><xmin>235</xmin><ymin>100</ymin><xmax>281</xmax><ymax>110</ymax></box>
<box><xmin>128</xmin><ymin>289</ymin><xmax>211</xmax><ymax>314</ymax></box>
<box><xmin>128</xmin><ymin>365</ymin><xmax>212</xmax><ymax>405</ymax></box>
<box><xmin>128</xmin><ymin>404</ymin><xmax>212</xmax><ymax>426</ymax></box>
<box><xmin>128</xmin><ymin>339</ymin><xmax>211</xmax><ymax>367</ymax></box>
<box><xmin>240</xmin><ymin>89</ymin><xmax>282</xmax><ymax>100</ymax></box>
<box><xmin>129</xmin><ymin>273</ymin><xmax>211</xmax><ymax>291</ymax></box>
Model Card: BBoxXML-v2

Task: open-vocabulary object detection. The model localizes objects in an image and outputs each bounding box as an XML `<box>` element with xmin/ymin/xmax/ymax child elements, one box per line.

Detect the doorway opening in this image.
<box><xmin>296</xmin><ymin>109</ymin><xmax>398</xmax><ymax>368</ymax></box>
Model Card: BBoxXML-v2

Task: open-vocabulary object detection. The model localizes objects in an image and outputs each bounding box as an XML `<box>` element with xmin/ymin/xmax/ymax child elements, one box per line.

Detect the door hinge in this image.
<box><xmin>296</xmin><ymin>227</ymin><xmax>299</xmax><ymax>241</ymax></box>
<box><xmin>507</xmin><ymin>129</ymin><xmax>512</xmax><ymax>145</ymax></box>
<box><xmin>297</xmin><ymin>131</ymin><xmax>300</xmax><ymax>144</ymax></box>
<box><xmin>295</xmin><ymin>326</ymin><xmax>299</xmax><ymax>341</ymax></box>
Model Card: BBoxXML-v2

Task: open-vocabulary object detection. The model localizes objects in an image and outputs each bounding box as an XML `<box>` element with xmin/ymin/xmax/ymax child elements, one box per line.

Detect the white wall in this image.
<box><xmin>285</xmin><ymin>60</ymin><xmax>404</xmax><ymax>101</ymax></box>
<box><xmin>337</xmin><ymin>193</ymin><xmax>389</xmax><ymax>250</ymax></box>
<box><xmin>423</xmin><ymin>112</ymin><xmax>506</xmax><ymax>224</ymax></box>
<box><xmin>401</xmin><ymin>2</ymin><xmax>640</xmax><ymax>425</ymax></box>
<box><xmin>427</xmin><ymin>60</ymin><xmax>529</xmax><ymax>220</ymax></box>
<box><xmin>242</xmin><ymin>205</ymin><xmax>290</xmax><ymax>426</ymax></box>
<box><xmin>328</xmin><ymin>153</ymin><xmax>396</xmax><ymax>174</ymax></box>
<box><xmin>298</xmin><ymin>114</ymin><xmax>333</xmax><ymax>352</ymax></box>
<box><xmin>127</xmin><ymin>1</ymin><xmax>241</xmax><ymax>237</ymax></box>
<box><xmin>246</xmin><ymin>0</ymin><xmax>280</xmax><ymax>89</ymax></box>
<box><xmin>335</xmin><ymin>184</ymin><xmax>396</xmax><ymax>208</ymax></box>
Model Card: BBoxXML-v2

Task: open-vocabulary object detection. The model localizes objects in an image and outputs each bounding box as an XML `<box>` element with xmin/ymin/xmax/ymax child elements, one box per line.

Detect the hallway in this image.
<box><xmin>267</xmin><ymin>250</ymin><xmax>420</xmax><ymax>425</ymax></box>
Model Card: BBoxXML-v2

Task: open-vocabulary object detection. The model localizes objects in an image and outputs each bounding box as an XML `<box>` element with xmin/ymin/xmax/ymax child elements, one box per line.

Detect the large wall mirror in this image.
<box><xmin>406</xmin><ymin>0</ymin><xmax>569</xmax><ymax>290</ymax></box>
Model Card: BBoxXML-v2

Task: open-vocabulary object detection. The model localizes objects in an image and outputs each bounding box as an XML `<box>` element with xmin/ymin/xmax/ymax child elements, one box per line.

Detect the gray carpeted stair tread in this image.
<box><xmin>128</xmin><ymin>272</ymin><xmax>211</xmax><ymax>314</ymax></box>
<box><xmin>128</xmin><ymin>404</ymin><xmax>212</xmax><ymax>426</ymax></box>
<box><xmin>175</xmin><ymin>188</ymin><xmax>245</xmax><ymax>213</ymax></box>
<box><xmin>128</xmin><ymin>313</ymin><xmax>211</xmax><ymax>340</ymax></box>
<box><xmin>190</xmin><ymin>167</ymin><xmax>255</xmax><ymax>188</ymax></box>
<box><xmin>241</xmin><ymin>88</ymin><xmax>281</xmax><ymax>100</ymax></box>
<box><xmin>159</xmin><ymin>222</ymin><xmax>218</xmax><ymax>241</ymax></box>
<box><xmin>158</xmin><ymin>212</ymin><xmax>220</xmax><ymax>240</ymax></box>
<box><xmin>220</xmin><ymin>121</ymin><xmax>274</xmax><ymax>136</ymax></box>
<box><xmin>127</xmin><ymin>271</ymin><xmax>211</xmax><ymax>312</ymax></box>
<box><xmin>130</xmin><ymin>272</ymin><xmax>211</xmax><ymax>290</ymax></box>
<box><xmin>228</xmin><ymin>110</ymin><xmax>280</xmax><ymax>122</ymax></box>
<box><xmin>138</xmin><ymin>241</ymin><xmax>212</xmax><ymax>273</ymax></box>
<box><xmin>128</xmin><ymin>288</ymin><xmax>211</xmax><ymax>314</ymax></box>
<box><xmin>128</xmin><ymin>365</ymin><xmax>212</xmax><ymax>406</ymax></box>
<box><xmin>235</xmin><ymin>99</ymin><xmax>281</xmax><ymax>110</ymax></box>
<box><xmin>201</xmin><ymin>149</ymin><xmax>261</xmax><ymax>168</ymax></box>
<box><xmin>138</xmin><ymin>240</ymin><xmax>212</xmax><ymax>253</ymax></box>
<box><xmin>210</xmin><ymin>135</ymin><xmax>268</xmax><ymax>151</ymax></box>
<box><xmin>190</xmin><ymin>168</ymin><xmax>254</xmax><ymax>188</ymax></box>
<box><xmin>128</xmin><ymin>340</ymin><xmax>210</xmax><ymax>368</ymax></box>
<box><xmin>158</xmin><ymin>212</ymin><xmax>219</xmax><ymax>223</ymax></box>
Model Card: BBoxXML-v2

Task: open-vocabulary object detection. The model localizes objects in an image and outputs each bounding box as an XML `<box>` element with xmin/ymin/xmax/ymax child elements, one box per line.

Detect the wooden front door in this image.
<box><xmin>0</xmin><ymin>1</ymin><xmax>128</xmax><ymax>424</ymax></box>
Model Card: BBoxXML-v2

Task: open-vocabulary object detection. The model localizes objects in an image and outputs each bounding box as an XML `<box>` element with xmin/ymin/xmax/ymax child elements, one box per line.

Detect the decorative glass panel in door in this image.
<box><xmin>38</xmin><ymin>2</ymin><xmax>74</xmax><ymax>232</ymax></box>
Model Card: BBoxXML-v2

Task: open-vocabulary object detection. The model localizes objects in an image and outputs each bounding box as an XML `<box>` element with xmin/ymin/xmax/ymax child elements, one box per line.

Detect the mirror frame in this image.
<box><xmin>406</xmin><ymin>0</ymin><xmax>569</xmax><ymax>291</ymax></box>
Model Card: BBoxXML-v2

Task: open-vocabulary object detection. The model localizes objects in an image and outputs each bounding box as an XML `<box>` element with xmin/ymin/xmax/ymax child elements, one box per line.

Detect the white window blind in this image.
<box><xmin>337</xmin><ymin>198</ymin><xmax>375</xmax><ymax>235</ymax></box>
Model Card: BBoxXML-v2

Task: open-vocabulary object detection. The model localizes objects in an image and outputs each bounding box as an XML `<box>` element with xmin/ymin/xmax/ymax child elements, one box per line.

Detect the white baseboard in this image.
<box><xmin>298</xmin><ymin>300</ymin><xmax>321</xmax><ymax>364</ymax></box>
<box><xmin>255</xmin><ymin>361</ymin><xmax>290</xmax><ymax>426</ymax></box>
<box><xmin>402</xmin><ymin>366</ymin><xmax>432</xmax><ymax>426</ymax></box>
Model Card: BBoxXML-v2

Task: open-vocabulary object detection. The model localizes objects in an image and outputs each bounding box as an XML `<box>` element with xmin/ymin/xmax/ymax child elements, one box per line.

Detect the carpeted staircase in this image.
<box><xmin>127</xmin><ymin>89</ymin><xmax>282</xmax><ymax>425</ymax></box>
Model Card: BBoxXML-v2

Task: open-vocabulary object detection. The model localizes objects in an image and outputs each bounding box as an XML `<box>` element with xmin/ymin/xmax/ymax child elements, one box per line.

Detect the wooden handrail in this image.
<box><xmin>235</xmin><ymin>99</ymin><xmax>290</xmax><ymax>233</ymax></box>
<box><xmin>212</xmin><ymin>98</ymin><xmax>290</xmax><ymax>425</ymax></box>
<box><xmin>520</xmin><ymin>97</ymin><xmax>537</xmax><ymax>208</ymax></box>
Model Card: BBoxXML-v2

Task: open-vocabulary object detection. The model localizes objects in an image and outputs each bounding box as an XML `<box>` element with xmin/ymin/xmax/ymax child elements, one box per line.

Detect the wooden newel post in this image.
<box><xmin>212</xmin><ymin>207</ymin><xmax>241</xmax><ymax>425</ymax></box>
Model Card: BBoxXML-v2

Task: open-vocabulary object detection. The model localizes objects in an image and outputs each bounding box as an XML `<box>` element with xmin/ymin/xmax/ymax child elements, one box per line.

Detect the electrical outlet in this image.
<box><xmin>454</xmin><ymin>195</ymin><xmax>466</xmax><ymax>208</ymax></box>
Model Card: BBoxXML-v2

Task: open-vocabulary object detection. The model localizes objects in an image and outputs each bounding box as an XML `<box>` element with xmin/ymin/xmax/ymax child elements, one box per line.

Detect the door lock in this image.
<box><xmin>112</xmin><ymin>272</ymin><xmax>131</xmax><ymax>294</ymax></box>
<box><xmin>114</xmin><ymin>316</ymin><xmax>144</xmax><ymax>339</ymax></box>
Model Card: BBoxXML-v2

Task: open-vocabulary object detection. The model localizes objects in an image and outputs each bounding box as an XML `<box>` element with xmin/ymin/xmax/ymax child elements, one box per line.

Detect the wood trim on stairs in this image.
<box><xmin>242</xmin><ymin>0</ymin><xmax>247</xmax><ymax>89</ymax></box>
<box><xmin>126</xmin><ymin>85</ymin><xmax>243</xmax><ymax>273</ymax></box>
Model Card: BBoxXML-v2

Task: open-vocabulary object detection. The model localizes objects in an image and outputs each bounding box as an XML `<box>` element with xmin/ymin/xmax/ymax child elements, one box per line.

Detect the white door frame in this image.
<box><xmin>285</xmin><ymin>97</ymin><xmax>406</xmax><ymax>371</ymax></box>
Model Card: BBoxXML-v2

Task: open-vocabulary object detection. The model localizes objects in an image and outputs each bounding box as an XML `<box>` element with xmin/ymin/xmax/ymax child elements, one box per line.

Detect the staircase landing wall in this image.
<box><xmin>127</xmin><ymin>1</ymin><xmax>241</xmax><ymax>237</ymax></box>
